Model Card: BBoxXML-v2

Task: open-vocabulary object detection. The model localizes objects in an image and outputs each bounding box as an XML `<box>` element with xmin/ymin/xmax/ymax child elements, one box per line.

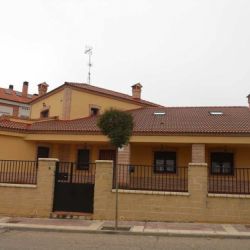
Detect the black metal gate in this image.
<box><xmin>53</xmin><ymin>162</ymin><xmax>95</xmax><ymax>213</ymax></box>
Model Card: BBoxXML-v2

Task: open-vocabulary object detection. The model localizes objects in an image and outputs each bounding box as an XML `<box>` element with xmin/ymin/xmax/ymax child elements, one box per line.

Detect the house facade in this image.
<box><xmin>0</xmin><ymin>82</ymin><xmax>250</xmax><ymax>223</ymax></box>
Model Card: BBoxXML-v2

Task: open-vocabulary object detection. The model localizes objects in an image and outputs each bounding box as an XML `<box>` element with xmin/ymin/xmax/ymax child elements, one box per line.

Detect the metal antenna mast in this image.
<box><xmin>84</xmin><ymin>46</ymin><xmax>93</xmax><ymax>84</ymax></box>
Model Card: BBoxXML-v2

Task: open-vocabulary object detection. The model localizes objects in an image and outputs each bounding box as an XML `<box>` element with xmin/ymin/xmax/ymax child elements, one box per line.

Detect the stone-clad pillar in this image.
<box><xmin>93</xmin><ymin>160</ymin><xmax>114</xmax><ymax>220</ymax></box>
<box><xmin>37</xmin><ymin>158</ymin><xmax>58</xmax><ymax>216</ymax></box>
<box><xmin>117</xmin><ymin>144</ymin><xmax>130</xmax><ymax>188</ymax></box>
<box><xmin>192</xmin><ymin>144</ymin><xmax>205</xmax><ymax>163</ymax></box>
<box><xmin>188</xmin><ymin>144</ymin><xmax>208</xmax><ymax>219</ymax></box>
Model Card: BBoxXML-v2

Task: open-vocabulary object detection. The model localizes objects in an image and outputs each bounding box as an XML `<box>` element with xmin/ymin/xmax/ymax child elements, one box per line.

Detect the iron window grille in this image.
<box><xmin>210</xmin><ymin>152</ymin><xmax>234</xmax><ymax>175</ymax></box>
<box><xmin>154</xmin><ymin>151</ymin><xmax>176</xmax><ymax>173</ymax></box>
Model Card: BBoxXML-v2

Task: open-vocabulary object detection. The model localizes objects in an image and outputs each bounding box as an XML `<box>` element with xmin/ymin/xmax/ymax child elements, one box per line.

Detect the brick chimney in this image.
<box><xmin>38</xmin><ymin>82</ymin><xmax>49</xmax><ymax>96</ymax></box>
<box><xmin>131</xmin><ymin>83</ymin><xmax>142</xmax><ymax>99</ymax></box>
<box><xmin>247</xmin><ymin>94</ymin><xmax>250</xmax><ymax>109</ymax></box>
<box><xmin>22</xmin><ymin>81</ymin><xmax>29</xmax><ymax>97</ymax></box>
<box><xmin>9</xmin><ymin>85</ymin><xmax>14</xmax><ymax>90</ymax></box>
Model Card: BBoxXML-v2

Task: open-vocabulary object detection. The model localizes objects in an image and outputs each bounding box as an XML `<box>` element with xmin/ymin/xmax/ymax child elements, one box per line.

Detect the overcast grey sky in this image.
<box><xmin>0</xmin><ymin>0</ymin><xmax>249</xmax><ymax>107</ymax></box>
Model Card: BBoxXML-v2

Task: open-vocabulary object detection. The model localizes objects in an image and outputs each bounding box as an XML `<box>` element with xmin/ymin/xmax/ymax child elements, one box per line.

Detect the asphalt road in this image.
<box><xmin>0</xmin><ymin>230</ymin><xmax>250</xmax><ymax>250</ymax></box>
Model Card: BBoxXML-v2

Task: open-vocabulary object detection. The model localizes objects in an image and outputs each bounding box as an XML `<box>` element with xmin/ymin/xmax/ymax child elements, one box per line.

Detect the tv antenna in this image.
<box><xmin>84</xmin><ymin>45</ymin><xmax>93</xmax><ymax>84</ymax></box>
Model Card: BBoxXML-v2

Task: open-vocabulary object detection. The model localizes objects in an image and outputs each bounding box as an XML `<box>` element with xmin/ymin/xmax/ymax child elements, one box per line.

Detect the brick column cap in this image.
<box><xmin>38</xmin><ymin>158</ymin><xmax>59</xmax><ymax>162</ymax></box>
<box><xmin>188</xmin><ymin>163</ymin><xmax>208</xmax><ymax>167</ymax></box>
<box><xmin>95</xmin><ymin>160</ymin><xmax>113</xmax><ymax>164</ymax></box>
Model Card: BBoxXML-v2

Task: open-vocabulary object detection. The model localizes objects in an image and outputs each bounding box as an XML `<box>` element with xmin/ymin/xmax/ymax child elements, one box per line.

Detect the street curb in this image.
<box><xmin>1</xmin><ymin>223</ymin><xmax>250</xmax><ymax>239</ymax></box>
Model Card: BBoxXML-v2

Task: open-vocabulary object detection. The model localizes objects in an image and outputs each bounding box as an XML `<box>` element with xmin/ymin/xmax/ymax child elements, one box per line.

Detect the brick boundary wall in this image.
<box><xmin>0</xmin><ymin>158</ymin><xmax>57</xmax><ymax>217</ymax></box>
<box><xmin>94</xmin><ymin>160</ymin><xmax>250</xmax><ymax>224</ymax></box>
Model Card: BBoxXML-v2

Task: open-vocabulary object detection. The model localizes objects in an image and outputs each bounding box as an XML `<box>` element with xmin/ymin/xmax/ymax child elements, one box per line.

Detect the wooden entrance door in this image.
<box><xmin>99</xmin><ymin>150</ymin><xmax>117</xmax><ymax>165</ymax></box>
<box><xmin>37</xmin><ymin>146</ymin><xmax>50</xmax><ymax>160</ymax></box>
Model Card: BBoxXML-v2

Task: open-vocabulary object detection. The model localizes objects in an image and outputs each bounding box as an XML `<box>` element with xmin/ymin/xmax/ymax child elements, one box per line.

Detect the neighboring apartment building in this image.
<box><xmin>0</xmin><ymin>81</ymin><xmax>49</xmax><ymax>118</ymax></box>
<box><xmin>0</xmin><ymin>82</ymin><xmax>35</xmax><ymax>118</ymax></box>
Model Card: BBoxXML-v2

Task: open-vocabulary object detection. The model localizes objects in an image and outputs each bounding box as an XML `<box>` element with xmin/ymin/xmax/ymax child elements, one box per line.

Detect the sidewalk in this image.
<box><xmin>1</xmin><ymin>216</ymin><xmax>250</xmax><ymax>239</ymax></box>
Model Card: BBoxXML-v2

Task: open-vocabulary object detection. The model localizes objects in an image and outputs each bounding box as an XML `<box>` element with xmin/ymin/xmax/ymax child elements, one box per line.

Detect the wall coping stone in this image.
<box><xmin>112</xmin><ymin>189</ymin><xmax>190</xmax><ymax>196</ymax></box>
<box><xmin>208</xmin><ymin>193</ymin><xmax>250</xmax><ymax>199</ymax></box>
<box><xmin>0</xmin><ymin>183</ymin><xmax>37</xmax><ymax>188</ymax></box>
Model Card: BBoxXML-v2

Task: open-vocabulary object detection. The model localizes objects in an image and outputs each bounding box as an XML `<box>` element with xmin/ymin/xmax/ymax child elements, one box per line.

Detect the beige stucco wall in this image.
<box><xmin>30</xmin><ymin>90</ymin><xmax>64</xmax><ymax>119</ymax></box>
<box><xmin>70</xmin><ymin>89</ymin><xmax>141</xmax><ymax>119</ymax></box>
<box><xmin>30</xmin><ymin>87</ymin><xmax>142</xmax><ymax>120</ymax></box>
<box><xmin>94</xmin><ymin>161</ymin><xmax>250</xmax><ymax>223</ymax></box>
<box><xmin>0</xmin><ymin>159</ymin><xmax>57</xmax><ymax>217</ymax></box>
<box><xmin>49</xmin><ymin>143</ymin><xmax>115</xmax><ymax>163</ymax></box>
<box><xmin>130</xmin><ymin>143</ymin><xmax>191</xmax><ymax>166</ymax></box>
<box><xmin>0</xmin><ymin>134</ymin><xmax>36</xmax><ymax>160</ymax></box>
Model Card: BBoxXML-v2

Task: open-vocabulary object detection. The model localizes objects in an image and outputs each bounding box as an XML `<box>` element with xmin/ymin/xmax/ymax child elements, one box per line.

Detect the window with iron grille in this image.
<box><xmin>154</xmin><ymin>151</ymin><xmax>176</xmax><ymax>173</ymax></box>
<box><xmin>211</xmin><ymin>152</ymin><xmax>234</xmax><ymax>175</ymax></box>
<box><xmin>77</xmin><ymin>149</ymin><xmax>90</xmax><ymax>170</ymax></box>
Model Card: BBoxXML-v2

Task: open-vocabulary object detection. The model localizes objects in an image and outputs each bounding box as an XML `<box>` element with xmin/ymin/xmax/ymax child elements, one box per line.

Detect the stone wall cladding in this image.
<box><xmin>192</xmin><ymin>144</ymin><xmax>205</xmax><ymax>163</ymax></box>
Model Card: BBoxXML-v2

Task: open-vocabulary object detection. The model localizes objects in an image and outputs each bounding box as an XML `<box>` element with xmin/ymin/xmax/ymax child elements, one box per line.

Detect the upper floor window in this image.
<box><xmin>211</xmin><ymin>152</ymin><xmax>234</xmax><ymax>175</ymax></box>
<box><xmin>90</xmin><ymin>107</ymin><xmax>99</xmax><ymax>116</ymax></box>
<box><xmin>89</xmin><ymin>105</ymin><xmax>101</xmax><ymax>116</ymax></box>
<box><xmin>154</xmin><ymin>151</ymin><xmax>176</xmax><ymax>173</ymax></box>
<box><xmin>40</xmin><ymin>109</ymin><xmax>49</xmax><ymax>118</ymax></box>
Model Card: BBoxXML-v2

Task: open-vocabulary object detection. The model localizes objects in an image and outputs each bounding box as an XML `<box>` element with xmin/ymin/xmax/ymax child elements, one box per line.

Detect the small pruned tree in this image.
<box><xmin>97</xmin><ymin>108</ymin><xmax>134</xmax><ymax>230</ymax></box>
<box><xmin>97</xmin><ymin>108</ymin><xmax>133</xmax><ymax>148</ymax></box>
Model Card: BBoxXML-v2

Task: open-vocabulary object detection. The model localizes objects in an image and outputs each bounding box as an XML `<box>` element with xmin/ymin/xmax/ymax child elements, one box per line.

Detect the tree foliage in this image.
<box><xmin>97</xmin><ymin>109</ymin><xmax>134</xmax><ymax>148</ymax></box>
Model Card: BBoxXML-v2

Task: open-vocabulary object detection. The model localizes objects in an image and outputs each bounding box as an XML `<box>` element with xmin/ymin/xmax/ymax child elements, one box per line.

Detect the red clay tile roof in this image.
<box><xmin>29</xmin><ymin>116</ymin><xmax>98</xmax><ymax>133</ymax></box>
<box><xmin>131</xmin><ymin>106</ymin><xmax>250</xmax><ymax>135</ymax></box>
<box><xmin>0</xmin><ymin>119</ymin><xmax>29</xmax><ymax>130</ymax></box>
<box><xmin>1</xmin><ymin>106</ymin><xmax>250</xmax><ymax>136</ymax></box>
<box><xmin>0</xmin><ymin>87</ymin><xmax>37</xmax><ymax>104</ymax></box>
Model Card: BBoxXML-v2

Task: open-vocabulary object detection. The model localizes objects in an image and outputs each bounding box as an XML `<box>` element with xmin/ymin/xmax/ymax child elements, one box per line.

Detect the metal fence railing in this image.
<box><xmin>56</xmin><ymin>162</ymin><xmax>96</xmax><ymax>184</ymax></box>
<box><xmin>208</xmin><ymin>168</ymin><xmax>250</xmax><ymax>194</ymax></box>
<box><xmin>113</xmin><ymin>164</ymin><xmax>188</xmax><ymax>192</ymax></box>
<box><xmin>0</xmin><ymin>160</ymin><xmax>38</xmax><ymax>184</ymax></box>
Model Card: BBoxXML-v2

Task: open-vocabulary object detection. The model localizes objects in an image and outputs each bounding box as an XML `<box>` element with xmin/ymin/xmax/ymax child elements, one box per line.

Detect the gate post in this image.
<box><xmin>93</xmin><ymin>160</ymin><xmax>114</xmax><ymax>220</ymax></box>
<box><xmin>188</xmin><ymin>144</ymin><xmax>208</xmax><ymax>220</ymax></box>
<box><xmin>37</xmin><ymin>158</ymin><xmax>58</xmax><ymax>216</ymax></box>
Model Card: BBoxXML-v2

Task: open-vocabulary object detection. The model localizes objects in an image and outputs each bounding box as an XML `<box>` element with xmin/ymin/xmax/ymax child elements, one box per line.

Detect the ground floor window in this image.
<box><xmin>211</xmin><ymin>152</ymin><xmax>234</xmax><ymax>175</ymax></box>
<box><xmin>154</xmin><ymin>151</ymin><xmax>176</xmax><ymax>173</ymax></box>
<box><xmin>77</xmin><ymin>149</ymin><xmax>90</xmax><ymax>170</ymax></box>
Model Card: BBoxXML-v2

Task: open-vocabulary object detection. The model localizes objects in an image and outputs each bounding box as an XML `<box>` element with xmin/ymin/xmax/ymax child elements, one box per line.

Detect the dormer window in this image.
<box><xmin>154</xmin><ymin>111</ymin><xmax>166</xmax><ymax>116</ymax></box>
<box><xmin>89</xmin><ymin>105</ymin><xmax>100</xmax><ymax>116</ymax></box>
<box><xmin>209</xmin><ymin>111</ymin><xmax>223</xmax><ymax>115</ymax></box>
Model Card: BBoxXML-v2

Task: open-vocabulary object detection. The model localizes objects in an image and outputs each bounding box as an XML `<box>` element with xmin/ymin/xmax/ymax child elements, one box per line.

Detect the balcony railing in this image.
<box><xmin>113</xmin><ymin>164</ymin><xmax>188</xmax><ymax>192</ymax></box>
<box><xmin>208</xmin><ymin>168</ymin><xmax>250</xmax><ymax>194</ymax></box>
<box><xmin>0</xmin><ymin>160</ymin><xmax>38</xmax><ymax>185</ymax></box>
